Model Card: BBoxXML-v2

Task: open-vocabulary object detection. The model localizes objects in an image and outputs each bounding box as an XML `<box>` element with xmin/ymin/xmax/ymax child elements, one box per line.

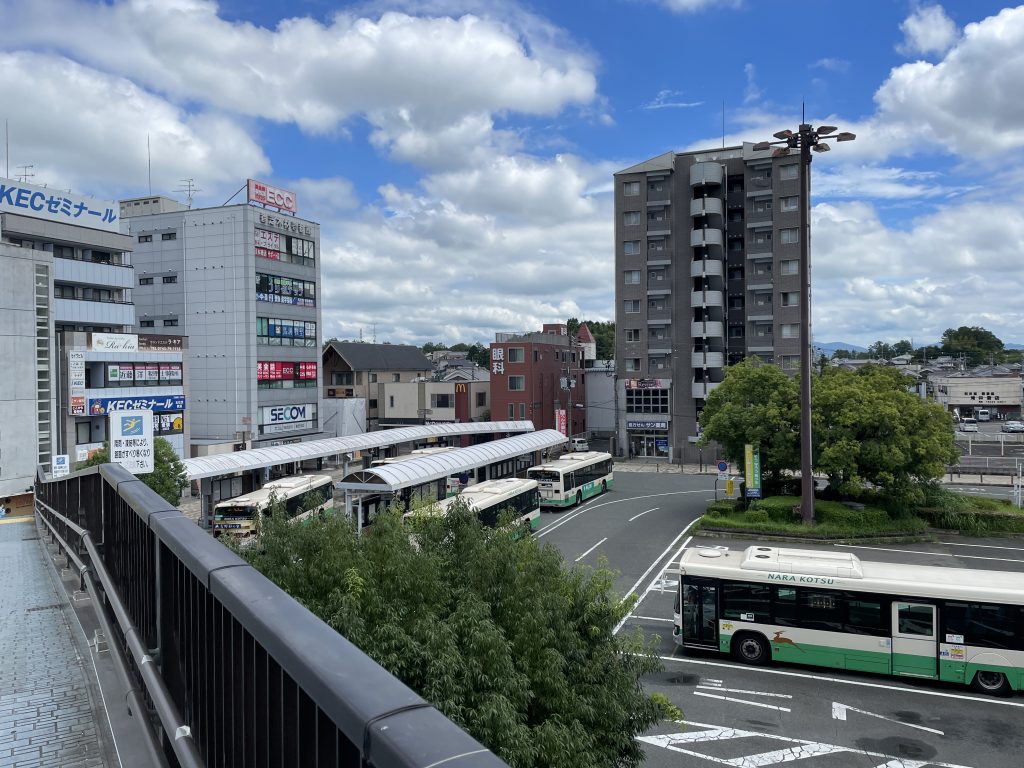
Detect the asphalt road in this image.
<box><xmin>536</xmin><ymin>473</ymin><xmax>1024</xmax><ymax>768</ymax></box>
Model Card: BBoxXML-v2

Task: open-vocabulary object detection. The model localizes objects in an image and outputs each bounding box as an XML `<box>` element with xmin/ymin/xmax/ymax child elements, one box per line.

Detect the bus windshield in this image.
<box><xmin>527</xmin><ymin>469</ymin><xmax>561</xmax><ymax>482</ymax></box>
<box><xmin>215</xmin><ymin>504</ymin><xmax>257</xmax><ymax>520</ymax></box>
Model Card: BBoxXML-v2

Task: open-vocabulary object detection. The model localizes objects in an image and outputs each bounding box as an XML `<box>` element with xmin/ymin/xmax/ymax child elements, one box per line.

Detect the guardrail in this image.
<box><xmin>35</xmin><ymin>463</ymin><xmax>508</xmax><ymax>768</ymax></box>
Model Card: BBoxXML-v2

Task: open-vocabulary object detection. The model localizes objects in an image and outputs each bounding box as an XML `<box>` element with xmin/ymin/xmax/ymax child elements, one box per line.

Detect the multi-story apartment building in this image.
<box><xmin>614</xmin><ymin>143</ymin><xmax>802</xmax><ymax>461</ymax></box>
<box><xmin>489</xmin><ymin>324</ymin><xmax>586</xmax><ymax>439</ymax></box>
<box><xmin>122</xmin><ymin>185</ymin><xmax>322</xmax><ymax>455</ymax></box>
<box><xmin>1</xmin><ymin>176</ymin><xmax>135</xmax><ymax>507</ymax></box>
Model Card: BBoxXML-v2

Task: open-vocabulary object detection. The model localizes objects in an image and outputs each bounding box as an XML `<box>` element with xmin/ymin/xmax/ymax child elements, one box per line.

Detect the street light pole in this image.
<box><xmin>754</xmin><ymin>120</ymin><xmax>855</xmax><ymax>523</ymax></box>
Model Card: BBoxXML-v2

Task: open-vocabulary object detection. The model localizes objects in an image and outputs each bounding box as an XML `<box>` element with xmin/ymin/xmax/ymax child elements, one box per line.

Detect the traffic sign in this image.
<box><xmin>717</xmin><ymin>461</ymin><xmax>728</xmax><ymax>473</ymax></box>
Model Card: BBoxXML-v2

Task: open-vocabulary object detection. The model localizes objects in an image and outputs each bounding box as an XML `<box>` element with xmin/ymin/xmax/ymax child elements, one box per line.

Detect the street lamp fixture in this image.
<box><xmin>754</xmin><ymin>119</ymin><xmax>856</xmax><ymax>523</ymax></box>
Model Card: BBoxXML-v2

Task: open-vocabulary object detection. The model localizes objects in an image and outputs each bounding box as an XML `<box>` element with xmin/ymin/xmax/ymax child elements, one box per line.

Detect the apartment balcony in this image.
<box><xmin>55</xmin><ymin>297</ymin><xmax>134</xmax><ymax>327</ymax></box>
<box><xmin>690</xmin><ymin>259</ymin><xmax>724</xmax><ymax>278</ymax></box>
<box><xmin>690</xmin><ymin>162</ymin><xmax>723</xmax><ymax>187</ymax></box>
<box><xmin>647</xmin><ymin>308</ymin><xmax>672</xmax><ymax>323</ymax></box>
<box><xmin>646</xmin><ymin>288</ymin><xmax>671</xmax><ymax>297</ymax></box>
<box><xmin>748</xmin><ymin>312</ymin><xmax>773</xmax><ymax>322</ymax></box>
<box><xmin>53</xmin><ymin>257</ymin><xmax>135</xmax><ymax>290</ymax></box>
<box><xmin>690</xmin><ymin>197</ymin><xmax>723</xmax><ymax>218</ymax></box>
<box><xmin>648</xmin><ymin>346</ymin><xmax>672</xmax><ymax>356</ymax></box>
<box><xmin>748</xmin><ymin>281</ymin><xmax>773</xmax><ymax>291</ymax></box>
<box><xmin>690</xmin><ymin>228</ymin><xmax>724</xmax><ymax>248</ymax></box>
<box><xmin>692</xmin><ymin>380</ymin><xmax>722</xmax><ymax>399</ymax></box>
<box><xmin>748</xmin><ymin>343</ymin><xmax>774</xmax><ymax>353</ymax></box>
<box><xmin>746</xmin><ymin>218</ymin><xmax>773</xmax><ymax>229</ymax></box>
<box><xmin>691</xmin><ymin>351</ymin><xmax>725</xmax><ymax>368</ymax></box>
<box><xmin>690</xmin><ymin>320</ymin><xmax>724</xmax><ymax>339</ymax></box>
<box><xmin>690</xmin><ymin>290</ymin><xmax>723</xmax><ymax>308</ymax></box>
<box><xmin>647</xmin><ymin>224</ymin><xmax>671</xmax><ymax>237</ymax></box>
<box><xmin>747</xmin><ymin>250</ymin><xmax>773</xmax><ymax>261</ymax></box>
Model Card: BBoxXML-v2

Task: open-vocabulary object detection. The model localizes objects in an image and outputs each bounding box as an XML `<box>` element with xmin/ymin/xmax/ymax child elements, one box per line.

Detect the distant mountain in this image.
<box><xmin>815</xmin><ymin>341</ymin><xmax>868</xmax><ymax>354</ymax></box>
<box><xmin>1005</xmin><ymin>342</ymin><xmax>1024</xmax><ymax>350</ymax></box>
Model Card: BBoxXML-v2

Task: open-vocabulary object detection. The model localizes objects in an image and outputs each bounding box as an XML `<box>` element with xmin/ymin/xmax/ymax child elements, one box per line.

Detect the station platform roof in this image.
<box><xmin>182</xmin><ymin>421</ymin><xmax>536</xmax><ymax>481</ymax></box>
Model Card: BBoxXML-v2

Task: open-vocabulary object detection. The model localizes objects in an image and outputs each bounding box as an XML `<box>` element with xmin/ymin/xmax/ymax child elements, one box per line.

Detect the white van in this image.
<box><xmin>960</xmin><ymin>418</ymin><xmax>979</xmax><ymax>433</ymax></box>
<box><xmin>976</xmin><ymin>409</ymin><xmax>991</xmax><ymax>422</ymax></box>
<box><xmin>569</xmin><ymin>437</ymin><xmax>590</xmax><ymax>452</ymax></box>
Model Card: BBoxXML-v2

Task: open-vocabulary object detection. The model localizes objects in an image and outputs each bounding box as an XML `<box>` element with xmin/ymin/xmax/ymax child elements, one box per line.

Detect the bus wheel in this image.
<box><xmin>971</xmin><ymin>670</ymin><xmax>1011</xmax><ymax>696</ymax></box>
<box><xmin>732</xmin><ymin>632</ymin><xmax>769</xmax><ymax>665</ymax></box>
<box><xmin>601</xmin><ymin>480</ymin><xmax>607</xmax><ymax>494</ymax></box>
<box><xmin>576</xmin><ymin>491</ymin><xmax>583</xmax><ymax>506</ymax></box>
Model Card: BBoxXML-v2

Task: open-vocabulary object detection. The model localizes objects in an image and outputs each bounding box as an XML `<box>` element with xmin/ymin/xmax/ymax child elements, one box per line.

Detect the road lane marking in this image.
<box><xmin>574</xmin><ymin>537</ymin><xmax>607</xmax><ymax>563</ymax></box>
<box><xmin>697</xmin><ymin>685</ymin><xmax>792</xmax><ymax>699</ymax></box>
<box><xmin>835</xmin><ymin>544</ymin><xmax>1024</xmax><ymax>565</ymax></box>
<box><xmin>937</xmin><ymin>541</ymin><xmax>1024</xmax><ymax>552</ymax></box>
<box><xmin>693</xmin><ymin>691</ymin><xmax>792</xmax><ymax>712</ymax></box>
<box><xmin>657</xmin><ymin>656</ymin><xmax>1024</xmax><ymax>708</ymax></box>
<box><xmin>536</xmin><ymin>488</ymin><xmax>713</xmax><ymax>539</ymax></box>
<box><xmin>832</xmin><ymin>701</ymin><xmax>944</xmax><ymax>735</ymax></box>
<box><xmin>631</xmin><ymin>615</ymin><xmax>674</xmax><ymax>623</ymax></box>
<box><xmin>628</xmin><ymin>507</ymin><xmax>659</xmax><ymax>521</ymax></box>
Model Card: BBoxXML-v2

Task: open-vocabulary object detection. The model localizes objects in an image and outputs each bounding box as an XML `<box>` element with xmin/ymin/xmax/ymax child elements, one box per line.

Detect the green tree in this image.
<box><xmin>697</xmin><ymin>358</ymin><xmax>800</xmax><ymax>489</ymax></box>
<box><xmin>81</xmin><ymin>436</ymin><xmax>188</xmax><ymax>505</ymax></box>
<box><xmin>814</xmin><ymin>365</ymin><xmax>958</xmax><ymax>511</ymax></box>
<box><xmin>242</xmin><ymin>501</ymin><xmax>670</xmax><ymax>767</ymax></box>
<box><xmin>567</xmin><ymin>318</ymin><xmax>615</xmax><ymax>360</ymax></box>
<box><xmin>941</xmin><ymin>326</ymin><xmax>1004</xmax><ymax>366</ymax></box>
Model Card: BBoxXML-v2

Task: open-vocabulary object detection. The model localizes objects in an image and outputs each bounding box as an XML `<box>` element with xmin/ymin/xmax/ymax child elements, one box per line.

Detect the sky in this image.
<box><xmin>2</xmin><ymin>0</ymin><xmax>1023</xmax><ymax>348</ymax></box>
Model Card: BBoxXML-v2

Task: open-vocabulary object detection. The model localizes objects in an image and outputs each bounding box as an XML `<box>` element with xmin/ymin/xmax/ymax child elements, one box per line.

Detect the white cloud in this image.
<box><xmin>898</xmin><ymin>4</ymin><xmax>959</xmax><ymax>57</ymax></box>
<box><xmin>654</xmin><ymin>0</ymin><xmax>743</xmax><ymax>12</ymax></box>
<box><xmin>812</xmin><ymin>163</ymin><xmax>976</xmax><ymax>200</ymax></box>
<box><xmin>743</xmin><ymin>63</ymin><xmax>761</xmax><ymax>104</ymax></box>
<box><xmin>810</xmin><ymin>58</ymin><xmax>850</xmax><ymax>73</ymax></box>
<box><xmin>641</xmin><ymin>90</ymin><xmax>704</xmax><ymax>110</ymax></box>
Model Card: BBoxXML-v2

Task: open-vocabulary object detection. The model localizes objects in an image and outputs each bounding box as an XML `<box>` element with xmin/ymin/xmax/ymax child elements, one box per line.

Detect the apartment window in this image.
<box><xmin>508</xmin><ymin>376</ymin><xmax>525</xmax><ymax>391</ymax></box>
<box><xmin>476</xmin><ymin>392</ymin><xmax>486</xmax><ymax>407</ymax></box>
<box><xmin>728</xmin><ymin>296</ymin><xmax>744</xmax><ymax>310</ymax></box>
<box><xmin>388</xmin><ymin>395</ymin><xmax>394</xmax><ymax>408</ymax></box>
<box><xmin>780</xmin><ymin>228</ymin><xmax>799</xmax><ymax>244</ymax></box>
<box><xmin>729</xmin><ymin>326</ymin><xmax>744</xmax><ymax>339</ymax></box>
<box><xmin>781</xmin><ymin>323</ymin><xmax>800</xmax><ymax>339</ymax></box>
<box><xmin>753</xmin><ymin>230</ymin><xmax>772</xmax><ymax>245</ymax></box>
<box><xmin>508</xmin><ymin>404</ymin><xmax>515</xmax><ymax>419</ymax></box>
<box><xmin>780</xmin><ymin>259</ymin><xmax>799</xmax><ymax>276</ymax></box>
<box><xmin>623</xmin><ymin>211</ymin><xmax>641</xmax><ymax>226</ymax></box>
<box><xmin>332</xmin><ymin>372</ymin><xmax>354</xmax><ymax>386</ymax></box>
<box><xmin>727</xmin><ymin>266</ymin><xmax>743</xmax><ymax>280</ymax></box>
<box><xmin>392</xmin><ymin>373</ymin><xmax>400</xmax><ymax>382</ymax></box>
<box><xmin>781</xmin><ymin>355</ymin><xmax>799</xmax><ymax>370</ymax></box>
<box><xmin>648</xmin><ymin>239</ymin><xmax>665</xmax><ymax>253</ymax></box>
<box><xmin>624</xmin><ymin>270</ymin><xmax>641</xmax><ymax>285</ymax></box>
<box><xmin>138</xmin><ymin>234</ymin><xmax>152</xmax><ymax>243</ymax></box>
<box><xmin>625</xmin><ymin>358</ymin><xmax>640</xmax><ymax>372</ymax></box>
<box><xmin>507</xmin><ymin>347</ymin><xmax>524</xmax><ymax>362</ymax></box>
<box><xmin>161</xmin><ymin>232</ymin><xmax>177</xmax><ymax>241</ymax></box>
<box><xmin>625</xmin><ymin>329</ymin><xmax>640</xmax><ymax>342</ymax></box>
<box><xmin>779</xmin><ymin>165</ymin><xmax>798</xmax><ymax>181</ymax></box>
<box><xmin>780</xmin><ymin>196</ymin><xmax>799</xmax><ymax>212</ymax></box>
<box><xmin>163</xmin><ymin>318</ymin><xmax>179</xmax><ymax>327</ymax></box>
<box><xmin>623</xmin><ymin>240</ymin><xmax>641</xmax><ymax>256</ymax></box>
<box><xmin>624</xmin><ymin>300</ymin><xmax>641</xmax><ymax>314</ymax></box>
<box><xmin>752</xmin><ymin>199</ymin><xmax>772</xmax><ymax>214</ymax></box>
<box><xmin>369</xmin><ymin>373</ymin><xmax>378</xmax><ymax>383</ymax></box>
<box><xmin>138</xmin><ymin>277</ymin><xmax>154</xmax><ymax>286</ymax></box>
<box><xmin>647</xmin><ymin>180</ymin><xmax>665</xmax><ymax>195</ymax></box>
<box><xmin>140</xmin><ymin>320</ymin><xmax>155</xmax><ymax>328</ymax></box>
<box><xmin>781</xmin><ymin>291</ymin><xmax>799</xmax><ymax>307</ymax></box>
<box><xmin>519</xmin><ymin>403</ymin><xmax>526</xmax><ymax>420</ymax></box>
<box><xmin>162</xmin><ymin>275</ymin><xmax>177</xmax><ymax>284</ymax></box>
<box><xmin>623</xmin><ymin>181</ymin><xmax>640</xmax><ymax>196</ymax></box>
<box><xmin>431</xmin><ymin>394</ymin><xmax>454</xmax><ymax>408</ymax></box>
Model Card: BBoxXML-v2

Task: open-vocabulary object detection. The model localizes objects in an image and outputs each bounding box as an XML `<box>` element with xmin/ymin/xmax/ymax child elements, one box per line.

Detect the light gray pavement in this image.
<box><xmin>0</xmin><ymin>516</ymin><xmax>117</xmax><ymax>768</ymax></box>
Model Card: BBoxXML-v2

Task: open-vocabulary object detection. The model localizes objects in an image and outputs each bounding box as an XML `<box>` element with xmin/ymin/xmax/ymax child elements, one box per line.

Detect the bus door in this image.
<box><xmin>681</xmin><ymin>580</ymin><xmax>719</xmax><ymax>648</ymax></box>
<box><xmin>891</xmin><ymin>602</ymin><xmax>938</xmax><ymax>679</ymax></box>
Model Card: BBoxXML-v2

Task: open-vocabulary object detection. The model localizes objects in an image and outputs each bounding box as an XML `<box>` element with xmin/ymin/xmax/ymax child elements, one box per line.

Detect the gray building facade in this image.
<box><xmin>614</xmin><ymin>143</ymin><xmax>803</xmax><ymax>462</ymax></box>
<box><xmin>123</xmin><ymin>198</ymin><xmax>322</xmax><ymax>454</ymax></box>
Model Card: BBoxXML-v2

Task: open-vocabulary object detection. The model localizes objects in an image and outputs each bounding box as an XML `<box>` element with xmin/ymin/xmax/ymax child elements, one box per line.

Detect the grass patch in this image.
<box><xmin>917</xmin><ymin>486</ymin><xmax>1024</xmax><ymax>535</ymax></box>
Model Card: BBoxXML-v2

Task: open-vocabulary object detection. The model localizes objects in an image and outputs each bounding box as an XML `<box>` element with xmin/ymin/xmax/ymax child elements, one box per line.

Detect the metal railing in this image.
<box><xmin>35</xmin><ymin>463</ymin><xmax>508</xmax><ymax>768</ymax></box>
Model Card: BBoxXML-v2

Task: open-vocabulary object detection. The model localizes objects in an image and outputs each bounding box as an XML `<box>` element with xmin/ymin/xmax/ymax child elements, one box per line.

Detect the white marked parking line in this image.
<box><xmin>833</xmin><ymin>701</ymin><xmax>944</xmax><ymax>736</ymax></box>
<box><xmin>628</xmin><ymin>507</ymin><xmax>659</xmax><ymax>522</ymax></box>
<box><xmin>574</xmin><ymin>537</ymin><xmax>607</xmax><ymax>563</ymax></box>
<box><xmin>696</xmin><ymin>685</ymin><xmax>792</xmax><ymax>699</ymax></box>
<box><xmin>693</xmin><ymin>691</ymin><xmax>792</xmax><ymax>712</ymax></box>
<box><xmin>728</xmin><ymin>743</ymin><xmax>841</xmax><ymax>766</ymax></box>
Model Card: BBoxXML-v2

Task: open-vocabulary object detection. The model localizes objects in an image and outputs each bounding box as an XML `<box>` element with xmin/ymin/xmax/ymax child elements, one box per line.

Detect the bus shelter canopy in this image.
<box><xmin>183</xmin><ymin>421</ymin><xmax>535</xmax><ymax>481</ymax></box>
<box><xmin>337</xmin><ymin>430</ymin><xmax>568</xmax><ymax>493</ymax></box>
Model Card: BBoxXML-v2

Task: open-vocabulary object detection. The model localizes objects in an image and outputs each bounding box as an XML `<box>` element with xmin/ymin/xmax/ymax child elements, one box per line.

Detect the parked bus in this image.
<box><xmin>526</xmin><ymin>451</ymin><xmax>613</xmax><ymax>508</ymax></box>
<box><xmin>212</xmin><ymin>474</ymin><xmax>334</xmax><ymax>539</ymax></box>
<box><xmin>411</xmin><ymin>477</ymin><xmax>541</xmax><ymax>534</ymax></box>
<box><xmin>672</xmin><ymin>545</ymin><xmax>1024</xmax><ymax>695</ymax></box>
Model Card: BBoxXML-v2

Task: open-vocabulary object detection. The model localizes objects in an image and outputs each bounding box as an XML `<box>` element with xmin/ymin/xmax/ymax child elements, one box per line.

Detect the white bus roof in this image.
<box><xmin>431</xmin><ymin>477</ymin><xmax>538</xmax><ymax>514</ymax></box>
<box><xmin>214</xmin><ymin>474</ymin><xmax>331</xmax><ymax>508</ymax></box>
<box><xmin>679</xmin><ymin>545</ymin><xmax>1024</xmax><ymax>606</ymax></box>
<box><xmin>529</xmin><ymin>451</ymin><xmax>612</xmax><ymax>471</ymax></box>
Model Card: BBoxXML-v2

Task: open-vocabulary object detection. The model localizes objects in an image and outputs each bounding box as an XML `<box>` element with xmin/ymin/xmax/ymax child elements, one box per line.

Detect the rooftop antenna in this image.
<box><xmin>372</xmin><ymin>323</ymin><xmax>377</xmax><ymax>344</ymax></box>
<box><xmin>16</xmin><ymin>164</ymin><xmax>34</xmax><ymax>184</ymax></box>
<box><xmin>176</xmin><ymin>178</ymin><xmax>201</xmax><ymax>208</ymax></box>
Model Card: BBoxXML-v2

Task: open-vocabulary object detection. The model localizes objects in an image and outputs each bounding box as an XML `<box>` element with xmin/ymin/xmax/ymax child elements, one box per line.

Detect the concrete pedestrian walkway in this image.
<box><xmin>0</xmin><ymin>516</ymin><xmax>116</xmax><ymax>768</ymax></box>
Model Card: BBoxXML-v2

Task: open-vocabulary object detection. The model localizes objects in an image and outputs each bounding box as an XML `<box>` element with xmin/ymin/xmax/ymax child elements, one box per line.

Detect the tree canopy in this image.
<box><xmin>941</xmin><ymin>326</ymin><xmax>1004</xmax><ymax>366</ymax></box>
<box><xmin>80</xmin><ymin>437</ymin><xmax>187</xmax><ymax>505</ymax></box>
<box><xmin>567</xmin><ymin>318</ymin><xmax>615</xmax><ymax>361</ymax></box>
<box><xmin>240</xmin><ymin>502</ymin><xmax>668</xmax><ymax>767</ymax></box>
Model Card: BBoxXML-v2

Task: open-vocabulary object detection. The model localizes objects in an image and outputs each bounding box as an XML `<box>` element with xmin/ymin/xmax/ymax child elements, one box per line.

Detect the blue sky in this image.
<box><xmin>2</xmin><ymin>0</ymin><xmax>1023</xmax><ymax>347</ymax></box>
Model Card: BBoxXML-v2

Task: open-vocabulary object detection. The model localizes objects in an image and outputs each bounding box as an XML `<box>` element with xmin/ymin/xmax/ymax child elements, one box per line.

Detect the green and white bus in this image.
<box><xmin>212</xmin><ymin>474</ymin><xmax>334</xmax><ymax>539</ymax></box>
<box><xmin>409</xmin><ymin>477</ymin><xmax>541</xmax><ymax>533</ymax></box>
<box><xmin>673</xmin><ymin>545</ymin><xmax>1024</xmax><ymax>695</ymax></box>
<box><xmin>526</xmin><ymin>451</ymin><xmax>613</xmax><ymax>508</ymax></box>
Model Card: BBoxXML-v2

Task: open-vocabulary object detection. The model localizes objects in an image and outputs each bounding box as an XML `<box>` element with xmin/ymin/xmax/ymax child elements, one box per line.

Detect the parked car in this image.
<box><xmin>569</xmin><ymin>437</ymin><xmax>590</xmax><ymax>452</ymax></box>
<box><xmin>960</xmin><ymin>418</ymin><xmax>979</xmax><ymax>433</ymax></box>
<box><xmin>1001</xmin><ymin>420</ymin><xmax>1024</xmax><ymax>433</ymax></box>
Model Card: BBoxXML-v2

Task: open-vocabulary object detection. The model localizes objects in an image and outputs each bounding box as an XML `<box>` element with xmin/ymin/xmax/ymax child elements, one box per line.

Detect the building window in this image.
<box><xmin>623</xmin><ymin>240</ymin><xmax>640</xmax><ymax>256</ymax></box>
<box><xmin>138</xmin><ymin>277</ymin><xmax>154</xmax><ymax>285</ymax></box>
<box><xmin>625</xmin><ymin>329</ymin><xmax>640</xmax><ymax>342</ymax></box>
<box><xmin>519</xmin><ymin>403</ymin><xmax>526</xmax><ymax>419</ymax></box>
<box><xmin>727</xmin><ymin>266</ymin><xmax>743</xmax><ymax>280</ymax></box>
<box><xmin>623</xmin><ymin>211</ymin><xmax>641</xmax><ymax>226</ymax></box>
<box><xmin>508</xmin><ymin>376</ymin><xmax>525</xmax><ymax>391</ymax></box>
<box><xmin>624</xmin><ymin>270</ymin><xmax>641</xmax><ymax>285</ymax></box>
<box><xmin>623</xmin><ymin>181</ymin><xmax>640</xmax><ymax>196</ymax></box>
<box><xmin>779</xmin><ymin>165</ymin><xmax>798</xmax><ymax>181</ymax></box>
<box><xmin>752</xmin><ymin>199</ymin><xmax>772</xmax><ymax>214</ymax></box>
<box><xmin>780</xmin><ymin>259</ymin><xmax>798</xmax><ymax>276</ymax></box>
<box><xmin>781</xmin><ymin>323</ymin><xmax>800</xmax><ymax>339</ymax></box>
<box><xmin>257</xmin><ymin>317</ymin><xmax>317</xmax><ymax>347</ymax></box>
<box><xmin>624</xmin><ymin>300</ymin><xmax>641</xmax><ymax>314</ymax></box>
<box><xmin>781</xmin><ymin>355</ymin><xmax>799</xmax><ymax>370</ymax></box>
<box><xmin>476</xmin><ymin>392</ymin><xmax>486</xmax><ymax>407</ymax></box>
<box><xmin>780</xmin><ymin>196</ymin><xmax>799</xmax><ymax>212</ymax></box>
<box><xmin>752</xmin><ymin>230</ymin><xmax>772</xmax><ymax>245</ymax></box>
<box><xmin>648</xmin><ymin>239</ymin><xmax>665</xmax><ymax>253</ymax></box>
<box><xmin>392</xmin><ymin>373</ymin><xmax>400</xmax><ymax>382</ymax></box>
<box><xmin>780</xmin><ymin>228</ymin><xmax>799</xmax><ymax>244</ymax></box>
<box><xmin>729</xmin><ymin>326</ymin><xmax>744</xmax><ymax>338</ymax></box>
<box><xmin>625</xmin><ymin>358</ymin><xmax>640</xmax><ymax>372</ymax></box>
<box><xmin>163</xmin><ymin>318</ymin><xmax>179</xmax><ymax>327</ymax></box>
<box><xmin>728</xmin><ymin>296</ymin><xmax>743</xmax><ymax>310</ymax></box>
<box><xmin>369</xmin><ymin>373</ymin><xmax>378</xmax><ymax>383</ymax></box>
<box><xmin>161</xmin><ymin>232</ymin><xmax>177</xmax><ymax>241</ymax></box>
<box><xmin>388</xmin><ymin>396</ymin><xmax>394</xmax><ymax>408</ymax></box>
<box><xmin>140</xmin><ymin>320</ymin><xmax>155</xmax><ymax>328</ymax></box>
<box><xmin>507</xmin><ymin>347</ymin><xmax>524</xmax><ymax>362</ymax></box>
<box><xmin>255</xmin><ymin>272</ymin><xmax>317</xmax><ymax>307</ymax></box>
<box><xmin>626</xmin><ymin>387</ymin><xmax>669</xmax><ymax>413</ymax></box>
<box><xmin>332</xmin><ymin>372</ymin><xmax>354</xmax><ymax>386</ymax></box>
<box><xmin>138</xmin><ymin>234</ymin><xmax>152</xmax><ymax>243</ymax></box>
<box><xmin>781</xmin><ymin>291</ymin><xmax>799</xmax><ymax>307</ymax></box>
<box><xmin>508</xmin><ymin>403</ymin><xmax>515</xmax><ymax>419</ymax></box>
<box><xmin>431</xmin><ymin>393</ymin><xmax>454</xmax><ymax>408</ymax></box>
<box><xmin>162</xmin><ymin>275</ymin><xmax>177</xmax><ymax>284</ymax></box>
<box><xmin>369</xmin><ymin>399</ymin><xmax>378</xmax><ymax>409</ymax></box>
<box><xmin>75</xmin><ymin>421</ymin><xmax>91</xmax><ymax>445</ymax></box>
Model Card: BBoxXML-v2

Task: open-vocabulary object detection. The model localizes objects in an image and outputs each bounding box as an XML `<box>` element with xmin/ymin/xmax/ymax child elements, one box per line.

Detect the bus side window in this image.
<box><xmin>773</xmin><ymin>587</ymin><xmax>797</xmax><ymax>626</ymax></box>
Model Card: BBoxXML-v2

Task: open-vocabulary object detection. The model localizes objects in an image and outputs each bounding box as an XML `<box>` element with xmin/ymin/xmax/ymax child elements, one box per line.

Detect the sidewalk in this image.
<box><xmin>0</xmin><ymin>516</ymin><xmax>117</xmax><ymax>768</ymax></box>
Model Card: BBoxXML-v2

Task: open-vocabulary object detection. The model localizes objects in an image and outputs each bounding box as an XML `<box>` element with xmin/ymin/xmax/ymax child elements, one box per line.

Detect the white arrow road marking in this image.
<box><xmin>628</xmin><ymin>506</ymin><xmax>659</xmax><ymax>521</ymax></box>
<box><xmin>696</xmin><ymin>685</ymin><xmax>792</xmax><ymax>699</ymax></box>
<box><xmin>832</xmin><ymin>701</ymin><xmax>944</xmax><ymax>735</ymax></box>
<box><xmin>574</xmin><ymin>537</ymin><xmax>607</xmax><ymax>562</ymax></box>
<box><xmin>693</xmin><ymin>691</ymin><xmax>791</xmax><ymax>712</ymax></box>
